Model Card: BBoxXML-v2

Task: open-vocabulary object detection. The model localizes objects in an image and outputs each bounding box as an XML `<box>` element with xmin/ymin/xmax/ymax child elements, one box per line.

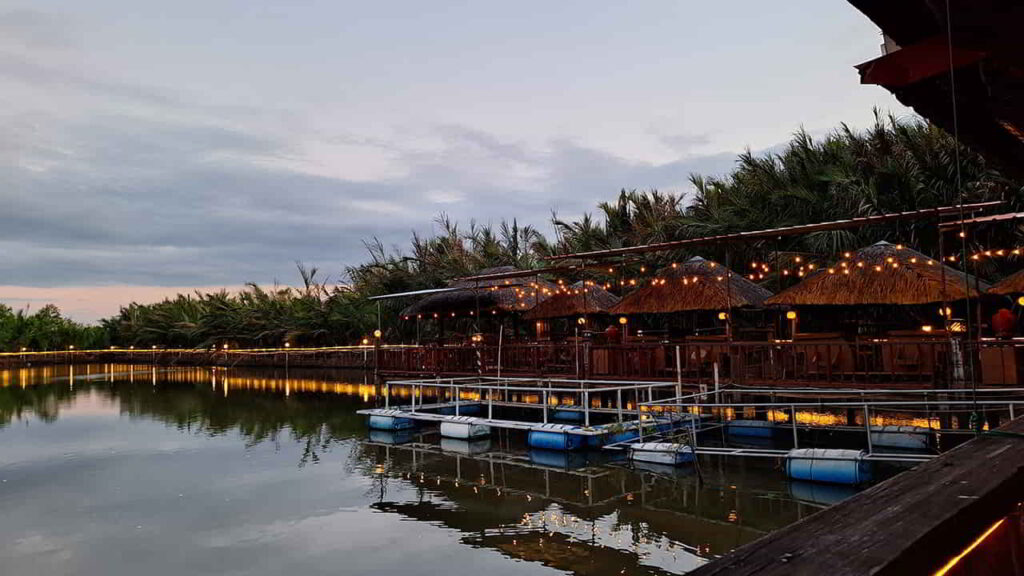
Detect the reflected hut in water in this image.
<box><xmin>400</xmin><ymin>266</ymin><xmax>558</xmax><ymax>343</ymax></box>
<box><xmin>524</xmin><ymin>281</ymin><xmax>620</xmax><ymax>341</ymax></box>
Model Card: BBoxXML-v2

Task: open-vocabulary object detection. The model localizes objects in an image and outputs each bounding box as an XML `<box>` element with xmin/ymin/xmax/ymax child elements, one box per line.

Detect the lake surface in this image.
<box><xmin>1</xmin><ymin>364</ymin><xmax>863</xmax><ymax>576</ymax></box>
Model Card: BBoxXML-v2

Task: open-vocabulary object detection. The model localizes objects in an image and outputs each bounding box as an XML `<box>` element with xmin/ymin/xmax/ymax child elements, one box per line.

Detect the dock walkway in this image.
<box><xmin>689</xmin><ymin>416</ymin><xmax>1024</xmax><ymax>575</ymax></box>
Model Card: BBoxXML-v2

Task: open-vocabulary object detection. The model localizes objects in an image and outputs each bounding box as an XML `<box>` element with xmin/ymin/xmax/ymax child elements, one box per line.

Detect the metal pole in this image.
<box><xmin>543</xmin><ymin>390</ymin><xmax>548</xmax><ymax>423</ymax></box>
<box><xmin>617</xmin><ymin>389</ymin><xmax>623</xmax><ymax>423</ymax></box>
<box><xmin>454</xmin><ymin>381</ymin><xmax>460</xmax><ymax>416</ymax></box>
<box><xmin>497</xmin><ymin>325</ymin><xmax>504</xmax><ymax>378</ymax></box>
<box><xmin>790</xmin><ymin>404</ymin><xmax>798</xmax><ymax>448</ymax></box>
<box><xmin>636</xmin><ymin>390</ymin><xmax>644</xmax><ymax>442</ymax></box>
<box><xmin>675</xmin><ymin>345</ymin><xmax>683</xmax><ymax>400</ymax></box>
<box><xmin>584</xmin><ymin>390</ymin><xmax>590</xmax><ymax>427</ymax></box>
<box><xmin>864</xmin><ymin>404</ymin><xmax>873</xmax><ymax>454</ymax></box>
<box><xmin>385</xmin><ymin>382</ymin><xmax>390</xmax><ymax>409</ymax></box>
<box><xmin>488</xmin><ymin>388</ymin><xmax>493</xmax><ymax>420</ymax></box>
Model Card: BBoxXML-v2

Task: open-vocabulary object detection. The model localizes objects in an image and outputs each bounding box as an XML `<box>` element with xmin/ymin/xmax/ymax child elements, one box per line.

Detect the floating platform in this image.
<box><xmin>359</xmin><ymin>402</ymin><xmax>685</xmax><ymax>451</ymax></box>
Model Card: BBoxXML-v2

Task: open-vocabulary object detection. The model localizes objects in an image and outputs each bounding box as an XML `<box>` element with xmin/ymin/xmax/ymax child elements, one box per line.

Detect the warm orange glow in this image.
<box><xmin>933</xmin><ymin>518</ymin><xmax>1005</xmax><ymax>576</ymax></box>
<box><xmin>718</xmin><ymin>312</ymin><xmax>728</xmax><ymax>320</ymax></box>
<box><xmin>618</xmin><ymin>316</ymin><xmax>628</xmax><ymax>325</ymax></box>
<box><xmin>921</xmin><ymin>325</ymin><xmax>933</xmax><ymax>332</ymax></box>
<box><xmin>786</xmin><ymin>311</ymin><xmax>797</xmax><ymax>320</ymax></box>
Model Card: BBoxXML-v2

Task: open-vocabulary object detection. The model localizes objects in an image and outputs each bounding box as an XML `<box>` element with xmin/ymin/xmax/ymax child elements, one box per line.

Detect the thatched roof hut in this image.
<box><xmin>400</xmin><ymin>266</ymin><xmax>557</xmax><ymax>317</ymax></box>
<box><xmin>524</xmin><ymin>281</ymin><xmax>621</xmax><ymax>320</ymax></box>
<box><xmin>988</xmin><ymin>269</ymin><xmax>1024</xmax><ymax>296</ymax></box>
<box><xmin>609</xmin><ymin>256</ymin><xmax>772</xmax><ymax>315</ymax></box>
<box><xmin>765</xmin><ymin>242</ymin><xmax>987</xmax><ymax>306</ymax></box>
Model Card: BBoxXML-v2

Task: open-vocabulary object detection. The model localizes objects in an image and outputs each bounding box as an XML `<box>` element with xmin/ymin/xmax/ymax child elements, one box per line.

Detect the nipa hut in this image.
<box><xmin>610</xmin><ymin>256</ymin><xmax>772</xmax><ymax>315</ymax></box>
<box><xmin>764</xmin><ymin>242</ymin><xmax>987</xmax><ymax>307</ymax></box>
<box><xmin>400</xmin><ymin>266</ymin><xmax>558</xmax><ymax>319</ymax></box>
<box><xmin>524</xmin><ymin>281</ymin><xmax>621</xmax><ymax>320</ymax></box>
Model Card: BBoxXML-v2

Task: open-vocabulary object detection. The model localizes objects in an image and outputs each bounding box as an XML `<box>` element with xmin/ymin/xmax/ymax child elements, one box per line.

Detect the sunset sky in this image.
<box><xmin>1</xmin><ymin>1</ymin><xmax>908</xmax><ymax>322</ymax></box>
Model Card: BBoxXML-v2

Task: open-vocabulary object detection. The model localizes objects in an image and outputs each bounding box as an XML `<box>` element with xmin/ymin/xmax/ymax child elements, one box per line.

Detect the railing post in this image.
<box><xmin>543</xmin><ymin>390</ymin><xmax>548</xmax><ymax>424</ymax></box>
<box><xmin>454</xmin><ymin>380</ymin><xmax>460</xmax><ymax>416</ymax></box>
<box><xmin>583</xmin><ymin>390</ymin><xmax>590</xmax><ymax>427</ymax></box>
<box><xmin>385</xmin><ymin>382</ymin><xmax>390</xmax><ymax>409</ymax></box>
<box><xmin>488</xmin><ymin>388</ymin><xmax>493</xmax><ymax>420</ymax></box>
<box><xmin>864</xmin><ymin>404</ymin><xmax>873</xmax><ymax>454</ymax></box>
<box><xmin>790</xmin><ymin>404</ymin><xmax>798</xmax><ymax>448</ymax></box>
<box><xmin>617</xmin><ymin>389</ymin><xmax>623</xmax><ymax>423</ymax></box>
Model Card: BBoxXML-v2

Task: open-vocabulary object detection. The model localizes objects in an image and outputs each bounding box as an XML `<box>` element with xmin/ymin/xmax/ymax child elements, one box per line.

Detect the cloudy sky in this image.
<box><xmin>0</xmin><ymin>1</ymin><xmax>909</xmax><ymax>321</ymax></box>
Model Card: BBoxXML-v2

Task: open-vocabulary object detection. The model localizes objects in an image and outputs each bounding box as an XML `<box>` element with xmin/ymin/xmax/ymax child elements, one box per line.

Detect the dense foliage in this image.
<box><xmin>0</xmin><ymin>304</ymin><xmax>109</xmax><ymax>352</ymax></box>
<box><xmin>8</xmin><ymin>113</ymin><xmax>1023</xmax><ymax>349</ymax></box>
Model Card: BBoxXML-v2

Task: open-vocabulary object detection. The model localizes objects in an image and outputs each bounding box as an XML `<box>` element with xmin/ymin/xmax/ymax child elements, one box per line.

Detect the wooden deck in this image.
<box><xmin>689</xmin><ymin>416</ymin><xmax>1024</xmax><ymax>576</ymax></box>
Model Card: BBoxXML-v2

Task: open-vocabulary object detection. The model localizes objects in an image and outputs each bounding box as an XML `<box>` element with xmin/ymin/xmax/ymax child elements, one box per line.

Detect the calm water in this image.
<box><xmin>1</xmin><ymin>365</ymin><xmax>860</xmax><ymax>576</ymax></box>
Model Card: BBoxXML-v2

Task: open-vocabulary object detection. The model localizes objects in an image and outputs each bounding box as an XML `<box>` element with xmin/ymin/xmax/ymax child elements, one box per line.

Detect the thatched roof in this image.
<box><xmin>609</xmin><ymin>256</ymin><xmax>773</xmax><ymax>315</ymax></box>
<box><xmin>400</xmin><ymin>267</ymin><xmax>557</xmax><ymax>317</ymax></box>
<box><xmin>765</xmin><ymin>242</ymin><xmax>987</xmax><ymax>306</ymax></box>
<box><xmin>989</xmin><ymin>268</ymin><xmax>1024</xmax><ymax>295</ymax></box>
<box><xmin>524</xmin><ymin>281</ymin><xmax>621</xmax><ymax>320</ymax></box>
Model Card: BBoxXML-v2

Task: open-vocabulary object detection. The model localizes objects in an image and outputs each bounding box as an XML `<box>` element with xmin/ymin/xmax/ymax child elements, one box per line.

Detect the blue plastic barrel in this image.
<box><xmin>368</xmin><ymin>414</ymin><xmax>416</xmax><ymax>431</ymax></box>
<box><xmin>528</xmin><ymin>426</ymin><xmax>586</xmax><ymax>451</ymax></box>
<box><xmin>727</xmin><ymin>419</ymin><xmax>778</xmax><ymax>438</ymax></box>
<box><xmin>785</xmin><ymin>448</ymin><xmax>871</xmax><ymax>485</ymax></box>
<box><xmin>552</xmin><ymin>410</ymin><xmax>584</xmax><ymax>423</ymax></box>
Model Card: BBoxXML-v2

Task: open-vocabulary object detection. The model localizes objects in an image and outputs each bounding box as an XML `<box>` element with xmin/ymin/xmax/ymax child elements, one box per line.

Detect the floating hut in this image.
<box><xmin>524</xmin><ymin>281</ymin><xmax>620</xmax><ymax>339</ymax></box>
<box><xmin>611</xmin><ymin>257</ymin><xmax>771</xmax><ymax>314</ymax></box>
<box><xmin>764</xmin><ymin>242</ymin><xmax>989</xmax><ymax>378</ymax></box>
<box><xmin>765</xmin><ymin>242</ymin><xmax>984</xmax><ymax>308</ymax></box>
<box><xmin>609</xmin><ymin>256</ymin><xmax>773</xmax><ymax>340</ymax></box>
<box><xmin>524</xmin><ymin>281</ymin><xmax>620</xmax><ymax>320</ymax></box>
<box><xmin>400</xmin><ymin>266</ymin><xmax>558</xmax><ymax>341</ymax></box>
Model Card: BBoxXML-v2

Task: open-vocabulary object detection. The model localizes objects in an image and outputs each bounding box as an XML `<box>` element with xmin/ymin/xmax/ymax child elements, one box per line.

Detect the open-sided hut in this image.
<box><xmin>610</xmin><ymin>256</ymin><xmax>772</xmax><ymax>315</ymax></box>
<box><xmin>524</xmin><ymin>281</ymin><xmax>620</xmax><ymax>320</ymax></box>
<box><xmin>764</xmin><ymin>242</ymin><xmax>989</xmax><ymax>379</ymax></box>
<box><xmin>764</xmin><ymin>242</ymin><xmax>986</xmax><ymax>307</ymax></box>
<box><xmin>400</xmin><ymin>266</ymin><xmax>557</xmax><ymax>318</ymax></box>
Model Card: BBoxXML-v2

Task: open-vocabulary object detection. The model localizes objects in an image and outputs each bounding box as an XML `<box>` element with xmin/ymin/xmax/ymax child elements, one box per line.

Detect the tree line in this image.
<box><xmin>5</xmin><ymin>113</ymin><xmax>1022</xmax><ymax>351</ymax></box>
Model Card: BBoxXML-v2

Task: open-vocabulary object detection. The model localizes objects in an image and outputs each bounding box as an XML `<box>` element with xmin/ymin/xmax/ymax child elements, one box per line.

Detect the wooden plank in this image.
<box><xmin>689</xmin><ymin>417</ymin><xmax>1024</xmax><ymax>576</ymax></box>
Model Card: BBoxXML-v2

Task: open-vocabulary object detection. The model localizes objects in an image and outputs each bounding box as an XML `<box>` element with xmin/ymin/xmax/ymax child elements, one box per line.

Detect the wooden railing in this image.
<box><xmin>377</xmin><ymin>339</ymin><xmax>1024</xmax><ymax>388</ymax></box>
<box><xmin>6</xmin><ymin>339</ymin><xmax>1023</xmax><ymax>388</ymax></box>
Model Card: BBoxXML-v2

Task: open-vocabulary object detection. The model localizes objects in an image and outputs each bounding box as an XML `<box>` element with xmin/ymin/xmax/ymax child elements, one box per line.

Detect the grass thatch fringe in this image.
<box><xmin>989</xmin><ymin>268</ymin><xmax>1024</xmax><ymax>295</ymax></box>
<box><xmin>400</xmin><ymin>266</ymin><xmax>557</xmax><ymax>317</ymax></box>
<box><xmin>610</xmin><ymin>256</ymin><xmax>772</xmax><ymax>315</ymax></box>
<box><xmin>765</xmin><ymin>241</ymin><xmax>987</xmax><ymax>306</ymax></box>
<box><xmin>524</xmin><ymin>281</ymin><xmax>621</xmax><ymax>320</ymax></box>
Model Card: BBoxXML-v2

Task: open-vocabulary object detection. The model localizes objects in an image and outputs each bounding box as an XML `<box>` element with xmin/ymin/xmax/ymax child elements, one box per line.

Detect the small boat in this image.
<box><xmin>628</xmin><ymin>442</ymin><xmax>695</xmax><ymax>466</ymax></box>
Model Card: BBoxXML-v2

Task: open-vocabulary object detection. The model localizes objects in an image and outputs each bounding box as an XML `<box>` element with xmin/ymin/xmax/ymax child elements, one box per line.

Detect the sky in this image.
<box><xmin>0</xmin><ymin>0</ymin><xmax>910</xmax><ymax>322</ymax></box>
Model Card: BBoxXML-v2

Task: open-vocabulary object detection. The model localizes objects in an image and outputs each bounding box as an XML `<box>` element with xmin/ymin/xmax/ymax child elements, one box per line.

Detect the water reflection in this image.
<box><xmin>1</xmin><ymin>364</ymin><xmax>852</xmax><ymax>576</ymax></box>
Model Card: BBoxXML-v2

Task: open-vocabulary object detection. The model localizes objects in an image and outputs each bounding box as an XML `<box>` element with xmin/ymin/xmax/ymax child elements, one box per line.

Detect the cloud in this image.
<box><xmin>0</xmin><ymin>7</ymin><xmax>755</xmax><ymax>323</ymax></box>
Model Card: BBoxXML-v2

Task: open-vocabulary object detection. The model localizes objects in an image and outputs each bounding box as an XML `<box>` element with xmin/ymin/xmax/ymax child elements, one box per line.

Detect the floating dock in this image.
<box><xmin>688</xmin><ymin>415</ymin><xmax>1024</xmax><ymax>575</ymax></box>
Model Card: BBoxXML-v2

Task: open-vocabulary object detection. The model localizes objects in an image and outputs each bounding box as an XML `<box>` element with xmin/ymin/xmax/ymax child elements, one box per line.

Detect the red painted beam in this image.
<box><xmin>857</xmin><ymin>35</ymin><xmax>986</xmax><ymax>88</ymax></box>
